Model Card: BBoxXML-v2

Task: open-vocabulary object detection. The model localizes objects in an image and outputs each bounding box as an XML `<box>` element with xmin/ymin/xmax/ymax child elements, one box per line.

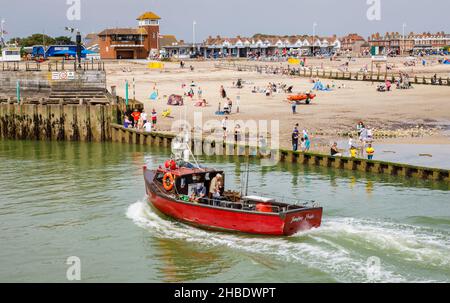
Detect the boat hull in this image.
<box><xmin>146</xmin><ymin>183</ymin><xmax>322</xmax><ymax>236</ymax></box>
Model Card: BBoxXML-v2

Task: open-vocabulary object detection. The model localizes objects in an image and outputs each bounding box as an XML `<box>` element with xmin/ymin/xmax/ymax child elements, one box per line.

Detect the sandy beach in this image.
<box><xmin>105</xmin><ymin>58</ymin><xmax>450</xmax><ymax>152</ymax></box>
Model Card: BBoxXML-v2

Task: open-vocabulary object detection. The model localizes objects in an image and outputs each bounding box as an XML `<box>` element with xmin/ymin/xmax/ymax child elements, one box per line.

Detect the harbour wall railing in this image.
<box><xmin>110</xmin><ymin>124</ymin><xmax>450</xmax><ymax>183</ymax></box>
<box><xmin>215</xmin><ymin>62</ymin><xmax>450</xmax><ymax>86</ymax></box>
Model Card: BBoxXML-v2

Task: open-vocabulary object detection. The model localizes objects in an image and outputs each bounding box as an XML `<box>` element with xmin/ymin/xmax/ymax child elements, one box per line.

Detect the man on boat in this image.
<box><xmin>209</xmin><ymin>174</ymin><xmax>223</xmax><ymax>200</ymax></box>
<box><xmin>191</xmin><ymin>183</ymin><xmax>207</xmax><ymax>203</ymax></box>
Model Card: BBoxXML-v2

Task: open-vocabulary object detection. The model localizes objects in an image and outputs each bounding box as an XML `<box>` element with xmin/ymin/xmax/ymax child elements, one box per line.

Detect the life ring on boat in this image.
<box><xmin>163</xmin><ymin>173</ymin><xmax>175</xmax><ymax>191</ymax></box>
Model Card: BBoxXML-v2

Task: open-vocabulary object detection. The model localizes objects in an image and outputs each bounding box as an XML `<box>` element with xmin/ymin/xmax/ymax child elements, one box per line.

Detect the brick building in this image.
<box><xmin>368</xmin><ymin>32</ymin><xmax>449</xmax><ymax>55</ymax></box>
<box><xmin>340</xmin><ymin>33</ymin><xmax>366</xmax><ymax>55</ymax></box>
<box><xmin>98</xmin><ymin>11</ymin><xmax>161</xmax><ymax>59</ymax></box>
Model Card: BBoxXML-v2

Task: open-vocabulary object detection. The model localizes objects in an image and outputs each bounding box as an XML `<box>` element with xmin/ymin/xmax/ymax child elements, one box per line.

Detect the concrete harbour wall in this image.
<box><xmin>0</xmin><ymin>103</ymin><xmax>114</xmax><ymax>142</ymax></box>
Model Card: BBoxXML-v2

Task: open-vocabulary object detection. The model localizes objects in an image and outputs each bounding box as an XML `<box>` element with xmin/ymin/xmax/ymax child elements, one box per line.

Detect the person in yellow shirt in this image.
<box><xmin>350</xmin><ymin>146</ymin><xmax>358</xmax><ymax>158</ymax></box>
<box><xmin>366</xmin><ymin>144</ymin><xmax>375</xmax><ymax>160</ymax></box>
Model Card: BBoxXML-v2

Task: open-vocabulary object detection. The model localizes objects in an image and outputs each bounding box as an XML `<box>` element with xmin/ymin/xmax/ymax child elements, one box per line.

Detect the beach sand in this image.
<box><xmin>105</xmin><ymin>59</ymin><xmax>450</xmax><ymax>151</ymax></box>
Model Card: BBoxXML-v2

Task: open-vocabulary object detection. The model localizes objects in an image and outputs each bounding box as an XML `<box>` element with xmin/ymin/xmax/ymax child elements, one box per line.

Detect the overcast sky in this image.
<box><xmin>1</xmin><ymin>0</ymin><xmax>449</xmax><ymax>40</ymax></box>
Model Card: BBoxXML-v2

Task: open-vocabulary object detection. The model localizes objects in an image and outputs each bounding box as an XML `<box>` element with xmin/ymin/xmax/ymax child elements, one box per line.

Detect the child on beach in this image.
<box><xmin>131</xmin><ymin>109</ymin><xmax>141</xmax><ymax>129</ymax></box>
<box><xmin>350</xmin><ymin>146</ymin><xmax>358</xmax><ymax>158</ymax></box>
<box><xmin>143</xmin><ymin>120</ymin><xmax>152</xmax><ymax>133</ymax></box>
<box><xmin>366</xmin><ymin>144</ymin><xmax>375</xmax><ymax>160</ymax></box>
<box><xmin>151</xmin><ymin>109</ymin><xmax>158</xmax><ymax>128</ymax></box>
<box><xmin>123</xmin><ymin>116</ymin><xmax>132</xmax><ymax>129</ymax></box>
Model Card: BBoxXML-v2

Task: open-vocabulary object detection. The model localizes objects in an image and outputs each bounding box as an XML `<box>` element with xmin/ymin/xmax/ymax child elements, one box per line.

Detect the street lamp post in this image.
<box><xmin>0</xmin><ymin>19</ymin><xmax>5</xmax><ymax>46</ymax></box>
<box><xmin>312</xmin><ymin>22</ymin><xmax>318</xmax><ymax>56</ymax></box>
<box><xmin>402</xmin><ymin>23</ymin><xmax>407</xmax><ymax>56</ymax></box>
<box><xmin>193</xmin><ymin>20</ymin><xmax>197</xmax><ymax>56</ymax></box>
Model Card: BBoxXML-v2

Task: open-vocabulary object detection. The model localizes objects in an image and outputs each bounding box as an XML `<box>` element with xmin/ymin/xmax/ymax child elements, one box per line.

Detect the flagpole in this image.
<box><xmin>1</xmin><ymin>19</ymin><xmax>5</xmax><ymax>46</ymax></box>
<box><xmin>193</xmin><ymin>20</ymin><xmax>196</xmax><ymax>54</ymax></box>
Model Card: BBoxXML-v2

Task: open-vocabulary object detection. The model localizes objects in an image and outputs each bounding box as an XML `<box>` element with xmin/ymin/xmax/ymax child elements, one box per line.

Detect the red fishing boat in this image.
<box><xmin>143</xmin><ymin>160</ymin><xmax>323</xmax><ymax>236</ymax></box>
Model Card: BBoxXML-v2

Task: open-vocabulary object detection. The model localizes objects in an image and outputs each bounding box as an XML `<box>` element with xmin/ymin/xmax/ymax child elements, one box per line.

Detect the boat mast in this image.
<box><xmin>241</xmin><ymin>154</ymin><xmax>250</xmax><ymax>197</ymax></box>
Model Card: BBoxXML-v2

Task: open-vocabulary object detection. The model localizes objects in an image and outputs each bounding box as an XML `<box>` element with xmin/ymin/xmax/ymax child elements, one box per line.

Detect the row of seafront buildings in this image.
<box><xmin>86</xmin><ymin>11</ymin><xmax>450</xmax><ymax>60</ymax></box>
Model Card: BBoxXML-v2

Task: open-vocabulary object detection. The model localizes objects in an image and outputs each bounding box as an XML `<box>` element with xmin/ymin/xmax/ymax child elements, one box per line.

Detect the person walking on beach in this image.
<box><xmin>131</xmin><ymin>109</ymin><xmax>141</xmax><ymax>129</ymax></box>
<box><xmin>292</xmin><ymin>128</ymin><xmax>299</xmax><ymax>152</ymax></box>
<box><xmin>220</xmin><ymin>85</ymin><xmax>227</xmax><ymax>99</ymax></box>
<box><xmin>151</xmin><ymin>109</ymin><xmax>158</xmax><ymax>129</ymax></box>
<box><xmin>291</xmin><ymin>100</ymin><xmax>297</xmax><ymax>114</ymax></box>
<box><xmin>304</xmin><ymin>136</ymin><xmax>311</xmax><ymax>152</ymax></box>
<box><xmin>222</xmin><ymin>117</ymin><xmax>229</xmax><ymax>139</ymax></box>
<box><xmin>234</xmin><ymin>124</ymin><xmax>242</xmax><ymax>144</ymax></box>
<box><xmin>366</xmin><ymin>144</ymin><xmax>375</xmax><ymax>160</ymax></box>
<box><xmin>141</xmin><ymin>110</ymin><xmax>148</xmax><ymax>125</ymax></box>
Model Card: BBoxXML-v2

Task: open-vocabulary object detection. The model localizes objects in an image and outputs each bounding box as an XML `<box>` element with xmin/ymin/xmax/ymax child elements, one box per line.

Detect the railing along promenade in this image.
<box><xmin>215</xmin><ymin>62</ymin><xmax>450</xmax><ymax>86</ymax></box>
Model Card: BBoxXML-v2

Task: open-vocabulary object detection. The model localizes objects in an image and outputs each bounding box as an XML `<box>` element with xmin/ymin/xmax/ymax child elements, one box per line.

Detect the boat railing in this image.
<box><xmin>151</xmin><ymin>182</ymin><xmax>317</xmax><ymax>213</ymax></box>
<box><xmin>247</xmin><ymin>191</ymin><xmax>320</xmax><ymax>209</ymax></box>
<box><xmin>191</xmin><ymin>197</ymin><xmax>283</xmax><ymax>213</ymax></box>
<box><xmin>151</xmin><ymin>182</ymin><xmax>284</xmax><ymax>212</ymax></box>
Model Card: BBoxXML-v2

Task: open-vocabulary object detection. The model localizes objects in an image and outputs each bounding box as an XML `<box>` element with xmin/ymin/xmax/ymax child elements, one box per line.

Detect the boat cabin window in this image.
<box><xmin>155</xmin><ymin>172</ymin><xmax>165</xmax><ymax>184</ymax></box>
<box><xmin>174</xmin><ymin>172</ymin><xmax>223</xmax><ymax>196</ymax></box>
<box><xmin>180</xmin><ymin>178</ymin><xmax>186</xmax><ymax>189</ymax></box>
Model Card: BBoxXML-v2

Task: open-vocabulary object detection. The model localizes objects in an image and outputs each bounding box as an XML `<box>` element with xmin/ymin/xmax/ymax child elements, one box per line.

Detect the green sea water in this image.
<box><xmin>0</xmin><ymin>140</ymin><xmax>449</xmax><ymax>283</ymax></box>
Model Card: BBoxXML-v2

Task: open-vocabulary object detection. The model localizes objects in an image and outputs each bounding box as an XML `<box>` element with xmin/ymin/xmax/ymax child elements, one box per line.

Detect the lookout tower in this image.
<box><xmin>137</xmin><ymin>11</ymin><xmax>161</xmax><ymax>51</ymax></box>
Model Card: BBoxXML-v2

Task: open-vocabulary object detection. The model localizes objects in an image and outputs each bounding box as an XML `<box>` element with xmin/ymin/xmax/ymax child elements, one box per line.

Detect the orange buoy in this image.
<box><xmin>163</xmin><ymin>173</ymin><xmax>175</xmax><ymax>191</ymax></box>
<box><xmin>256</xmin><ymin>203</ymin><xmax>273</xmax><ymax>213</ymax></box>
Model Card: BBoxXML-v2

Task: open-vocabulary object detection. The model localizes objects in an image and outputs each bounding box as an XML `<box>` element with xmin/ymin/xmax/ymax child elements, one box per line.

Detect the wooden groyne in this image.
<box><xmin>110</xmin><ymin>124</ymin><xmax>450</xmax><ymax>183</ymax></box>
<box><xmin>215</xmin><ymin>62</ymin><xmax>450</xmax><ymax>86</ymax></box>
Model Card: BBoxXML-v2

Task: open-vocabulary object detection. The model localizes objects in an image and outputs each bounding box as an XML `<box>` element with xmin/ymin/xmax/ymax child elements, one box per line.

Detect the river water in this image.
<box><xmin>0</xmin><ymin>140</ymin><xmax>449</xmax><ymax>283</ymax></box>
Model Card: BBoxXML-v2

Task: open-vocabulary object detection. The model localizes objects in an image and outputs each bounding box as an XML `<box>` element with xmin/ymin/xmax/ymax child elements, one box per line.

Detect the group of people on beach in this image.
<box><xmin>330</xmin><ymin>121</ymin><xmax>375</xmax><ymax>160</ymax></box>
<box><xmin>292</xmin><ymin>124</ymin><xmax>311</xmax><ymax>152</ymax></box>
<box><xmin>123</xmin><ymin>109</ymin><xmax>158</xmax><ymax>133</ymax></box>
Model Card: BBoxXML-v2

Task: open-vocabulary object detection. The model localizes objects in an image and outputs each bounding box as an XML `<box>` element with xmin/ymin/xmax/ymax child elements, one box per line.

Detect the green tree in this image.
<box><xmin>54</xmin><ymin>36</ymin><xmax>75</xmax><ymax>45</ymax></box>
<box><xmin>9</xmin><ymin>34</ymin><xmax>55</xmax><ymax>47</ymax></box>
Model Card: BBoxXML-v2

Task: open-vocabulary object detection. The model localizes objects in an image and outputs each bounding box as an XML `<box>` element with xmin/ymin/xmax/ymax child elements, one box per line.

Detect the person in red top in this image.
<box><xmin>131</xmin><ymin>109</ymin><xmax>141</xmax><ymax>128</ymax></box>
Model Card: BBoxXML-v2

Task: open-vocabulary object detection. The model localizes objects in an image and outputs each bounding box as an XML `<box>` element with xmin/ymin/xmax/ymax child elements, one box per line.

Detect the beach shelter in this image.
<box><xmin>312</xmin><ymin>81</ymin><xmax>325</xmax><ymax>91</ymax></box>
<box><xmin>149</xmin><ymin>90</ymin><xmax>159</xmax><ymax>101</ymax></box>
<box><xmin>167</xmin><ymin>94</ymin><xmax>184</xmax><ymax>106</ymax></box>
